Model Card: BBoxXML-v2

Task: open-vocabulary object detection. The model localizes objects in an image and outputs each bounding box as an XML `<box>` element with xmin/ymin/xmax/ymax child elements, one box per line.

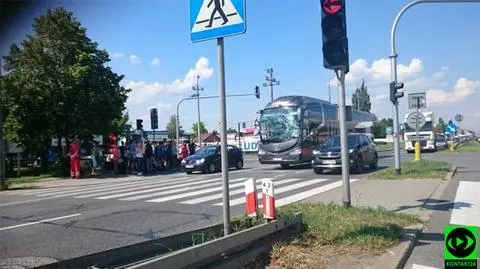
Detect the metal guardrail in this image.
<box><xmin>126</xmin><ymin>213</ymin><xmax>303</xmax><ymax>269</ymax></box>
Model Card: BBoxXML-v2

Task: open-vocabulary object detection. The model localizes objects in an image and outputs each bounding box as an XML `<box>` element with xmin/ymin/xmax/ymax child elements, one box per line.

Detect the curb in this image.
<box><xmin>443</xmin><ymin>166</ymin><xmax>457</xmax><ymax>181</ymax></box>
<box><xmin>394</xmin><ymin>223</ymin><xmax>424</xmax><ymax>269</ymax></box>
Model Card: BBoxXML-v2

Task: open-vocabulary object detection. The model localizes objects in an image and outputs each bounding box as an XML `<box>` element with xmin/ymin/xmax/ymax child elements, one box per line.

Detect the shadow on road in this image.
<box><xmin>393</xmin><ymin>198</ymin><xmax>472</xmax><ymax>213</ymax></box>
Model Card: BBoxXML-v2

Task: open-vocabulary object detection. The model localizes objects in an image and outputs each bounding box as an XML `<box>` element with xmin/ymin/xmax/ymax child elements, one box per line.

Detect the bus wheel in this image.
<box><xmin>313</xmin><ymin>168</ymin><xmax>323</xmax><ymax>175</ymax></box>
<box><xmin>280</xmin><ymin>164</ymin><xmax>290</xmax><ymax>169</ymax></box>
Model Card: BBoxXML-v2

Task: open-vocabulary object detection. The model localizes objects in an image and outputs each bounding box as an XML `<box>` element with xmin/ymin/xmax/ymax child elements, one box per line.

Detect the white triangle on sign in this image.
<box><xmin>192</xmin><ymin>0</ymin><xmax>244</xmax><ymax>33</ymax></box>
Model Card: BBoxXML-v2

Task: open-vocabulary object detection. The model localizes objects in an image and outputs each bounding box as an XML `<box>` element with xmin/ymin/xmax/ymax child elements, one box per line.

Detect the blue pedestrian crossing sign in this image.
<box><xmin>445</xmin><ymin>121</ymin><xmax>458</xmax><ymax>134</ymax></box>
<box><xmin>189</xmin><ymin>0</ymin><xmax>247</xmax><ymax>43</ymax></box>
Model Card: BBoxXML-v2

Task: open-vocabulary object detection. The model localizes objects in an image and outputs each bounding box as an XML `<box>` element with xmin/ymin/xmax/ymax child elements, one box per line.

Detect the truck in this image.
<box><xmin>403</xmin><ymin>111</ymin><xmax>436</xmax><ymax>153</ymax></box>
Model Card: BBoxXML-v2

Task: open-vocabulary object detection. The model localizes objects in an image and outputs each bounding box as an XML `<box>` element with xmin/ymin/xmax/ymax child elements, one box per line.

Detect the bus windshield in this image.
<box><xmin>259</xmin><ymin>107</ymin><xmax>301</xmax><ymax>143</ymax></box>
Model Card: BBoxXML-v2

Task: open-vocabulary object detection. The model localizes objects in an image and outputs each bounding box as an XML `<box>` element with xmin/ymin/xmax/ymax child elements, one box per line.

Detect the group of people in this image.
<box><xmin>68</xmin><ymin>137</ymin><xmax>202</xmax><ymax>178</ymax></box>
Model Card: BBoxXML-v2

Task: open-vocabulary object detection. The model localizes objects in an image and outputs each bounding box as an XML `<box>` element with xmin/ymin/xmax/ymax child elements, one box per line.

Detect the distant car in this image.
<box><xmin>435</xmin><ymin>136</ymin><xmax>448</xmax><ymax>150</ymax></box>
<box><xmin>311</xmin><ymin>133</ymin><xmax>378</xmax><ymax>174</ymax></box>
<box><xmin>181</xmin><ymin>145</ymin><xmax>244</xmax><ymax>174</ymax></box>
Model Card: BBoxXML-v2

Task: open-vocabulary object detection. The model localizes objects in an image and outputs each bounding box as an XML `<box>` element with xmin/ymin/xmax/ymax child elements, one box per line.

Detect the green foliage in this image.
<box><xmin>191</xmin><ymin>121</ymin><xmax>208</xmax><ymax>136</ymax></box>
<box><xmin>435</xmin><ymin>117</ymin><xmax>445</xmax><ymax>134</ymax></box>
<box><xmin>351</xmin><ymin>80</ymin><xmax>371</xmax><ymax>112</ymax></box>
<box><xmin>2</xmin><ymin>7</ymin><xmax>130</xmax><ymax>154</ymax></box>
<box><xmin>372</xmin><ymin>118</ymin><xmax>393</xmax><ymax>138</ymax></box>
<box><xmin>167</xmin><ymin>114</ymin><xmax>184</xmax><ymax>139</ymax></box>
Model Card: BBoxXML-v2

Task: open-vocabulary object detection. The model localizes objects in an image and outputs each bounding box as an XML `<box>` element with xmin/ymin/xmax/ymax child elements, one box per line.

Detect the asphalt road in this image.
<box><xmin>406</xmin><ymin>151</ymin><xmax>480</xmax><ymax>269</ymax></box>
<box><xmin>0</xmin><ymin>150</ymin><xmax>405</xmax><ymax>267</ymax></box>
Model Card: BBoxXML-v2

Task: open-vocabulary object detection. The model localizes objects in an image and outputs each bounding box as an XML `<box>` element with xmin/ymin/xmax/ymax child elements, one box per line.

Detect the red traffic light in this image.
<box><xmin>322</xmin><ymin>0</ymin><xmax>343</xmax><ymax>15</ymax></box>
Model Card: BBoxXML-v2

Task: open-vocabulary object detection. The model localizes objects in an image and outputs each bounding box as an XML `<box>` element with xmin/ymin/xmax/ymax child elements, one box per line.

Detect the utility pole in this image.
<box><xmin>192</xmin><ymin>75</ymin><xmax>204</xmax><ymax>146</ymax></box>
<box><xmin>262</xmin><ymin>68</ymin><xmax>280</xmax><ymax>102</ymax></box>
<box><xmin>328</xmin><ymin>80</ymin><xmax>332</xmax><ymax>103</ymax></box>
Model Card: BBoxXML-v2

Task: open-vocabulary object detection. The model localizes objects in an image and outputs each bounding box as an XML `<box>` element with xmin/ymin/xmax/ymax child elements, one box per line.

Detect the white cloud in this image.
<box><xmin>474</xmin><ymin>109</ymin><xmax>480</xmax><ymax>118</ymax></box>
<box><xmin>129</xmin><ymin>54</ymin><xmax>141</xmax><ymax>65</ymax></box>
<box><xmin>123</xmin><ymin>57</ymin><xmax>214</xmax><ymax>105</ymax></box>
<box><xmin>427</xmin><ymin>78</ymin><xmax>480</xmax><ymax>106</ymax></box>
<box><xmin>148</xmin><ymin>102</ymin><xmax>172</xmax><ymax>111</ymax></box>
<box><xmin>151</xmin><ymin>57</ymin><xmax>161</xmax><ymax>67</ymax></box>
<box><xmin>111</xmin><ymin>52</ymin><xmax>125</xmax><ymax>59</ymax></box>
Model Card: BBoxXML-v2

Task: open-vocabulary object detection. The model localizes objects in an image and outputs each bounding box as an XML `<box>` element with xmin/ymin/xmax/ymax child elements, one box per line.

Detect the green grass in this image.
<box><xmin>375</xmin><ymin>141</ymin><xmax>405</xmax><ymax>151</ymax></box>
<box><xmin>368</xmin><ymin>160</ymin><xmax>452</xmax><ymax>180</ymax></box>
<box><xmin>455</xmin><ymin>141</ymin><xmax>480</xmax><ymax>152</ymax></box>
<box><xmin>247</xmin><ymin>203</ymin><xmax>421</xmax><ymax>269</ymax></box>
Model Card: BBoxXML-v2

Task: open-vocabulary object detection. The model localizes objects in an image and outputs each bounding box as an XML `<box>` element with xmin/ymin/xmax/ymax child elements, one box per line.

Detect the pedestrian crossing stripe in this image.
<box><xmin>8</xmin><ymin>175</ymin><xmax>360</xmax><ymax>207</ymax></box>
<box><xmin>410</xmin><ymin>264</ymin><xmax>440</xmax><ymax>269</ymax></box>
<box><xmin>191</xmin><ymin>0</ymin><xmax>244</xmax><ymax>33</ymax></box>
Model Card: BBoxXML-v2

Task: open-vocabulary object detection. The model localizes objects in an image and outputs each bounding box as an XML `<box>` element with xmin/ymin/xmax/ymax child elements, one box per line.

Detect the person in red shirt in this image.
<box><xmin>69</xmin><ymin>138</ymin><xmax>81</xmax><ymax>179</ymax></box>
<box><xmin>180</xmin><ymin>141</ymin><xmax>188</xmax><ymax>161</ymax></box>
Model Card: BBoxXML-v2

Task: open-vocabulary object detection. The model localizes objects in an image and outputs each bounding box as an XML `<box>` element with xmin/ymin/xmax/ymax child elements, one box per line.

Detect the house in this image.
<box><xmin>194</xmin><ymin>132</ymin><xmax>220</xmax><ymax>143</ymax></box>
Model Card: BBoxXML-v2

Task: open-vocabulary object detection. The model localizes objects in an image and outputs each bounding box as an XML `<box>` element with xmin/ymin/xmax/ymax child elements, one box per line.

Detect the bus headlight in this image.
<box><xmin>258</xmin><ymin>149</ymin><xmax>265</xmax><ymax>155</ymax></box>
<box><xmin>289</xmin><ymin>148</ymin><xmax>302</xmax><ymax>155</ymax></box>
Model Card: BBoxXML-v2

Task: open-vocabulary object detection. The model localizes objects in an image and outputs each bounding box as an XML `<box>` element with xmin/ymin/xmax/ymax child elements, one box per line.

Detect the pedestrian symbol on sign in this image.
<box><xmin>206</xmin><ymin>0</ymin><xmax>228</xmax><ymax>28</ymax></box>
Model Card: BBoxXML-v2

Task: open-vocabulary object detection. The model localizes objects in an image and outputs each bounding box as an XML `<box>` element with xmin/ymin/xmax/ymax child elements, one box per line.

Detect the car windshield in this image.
<box><xmin>259</xmin><ymin>106</ymin><xmax>301</xmax><ymax>143</ymax></box>
<box><xmin>195</xmin><ymin>146</ymin><xmax>218</xmax><ymax>155</ymax></box>
<box><xmin>320</xmin><ymin>136</ymin><xmax>358</xmax><ymax>148</ymax></box>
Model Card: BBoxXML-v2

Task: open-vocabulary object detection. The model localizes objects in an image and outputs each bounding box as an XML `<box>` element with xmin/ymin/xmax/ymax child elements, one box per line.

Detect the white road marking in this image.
<box><xmin>0</xmin><ymin>197</ymin><xmax>57</xmax><ymax>207</ymax></box>
<box><xmin>146</xmin><ymin>178</ymin><xmax>254</xmax><ymax>203</ymax></box>
<box><xmin>270</xmin><ymin>179</ymin><xmax>360</xmax><ymax>208</ymax></box>
<box><xmin>117</xmin><ymin>177</ymin><xmax>247</xmax><ymax>201</ymax></box>
<box><xmin>273</xmin><ymin>174</ymin><xmax>286</xmax><ymax>178</ymax></box>
<box><xmin>224</xmin><ymin>179</ymin><xmax>329</xmax><ymax>207</ymax></box>
<box><xmin>0</xmin><ymin>213</ymin><xmax>81</xmax><ymax>231</ymax></box>
<box><xmin>449</xmin><ymin>181</ymin><xmax>480</xmax><ymax>226</ymax></box>
<box><xmin>295</xmin><ymin>170</ymin><xmax>308</xmax><ymax>174</ymax></box>
<box><xmin>410</xmin><ymin>264</ymin><xmax>440</xmax><ymax>269</ymax></box>
<box><xmin>180</xmin><ymin>178</ymin><xmax>303</xmax><ymax>204</ymax></box>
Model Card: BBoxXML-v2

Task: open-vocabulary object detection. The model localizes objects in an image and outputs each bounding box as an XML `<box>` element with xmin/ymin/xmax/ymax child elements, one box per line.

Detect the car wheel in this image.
<box><xmin>208</xmin><ymin>163</ymin><xmax>216</xmax><ymax>173</ymax></box>
<box><xmin>313</xmin><ymin>167</ymin><xmax>323</xmax><ymax>175</ymax></box>
<box><xmin>236</xmin><ymin>160</ymin><xmax>243</xmax><ymax>170</ymax></box>
<box><xmin>280</xmin><ymin>164</ymin><xmax>290</xmax><ymax>169</ymax></box>
<box><xmin>355</xmin><ymin>156</ymin><xmax>363</xmax><ymax>174</ymax></box>
<box><xmin>369</xmin><ymin>154</ymin><xmax>378</xmax><ymax>170</ymax></box>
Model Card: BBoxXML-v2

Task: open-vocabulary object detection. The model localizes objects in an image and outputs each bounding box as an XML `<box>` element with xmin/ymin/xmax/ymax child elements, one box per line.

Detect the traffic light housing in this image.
<box><xmin>150</xmin><ymin>108</ymin><xmax>158</xmax><ymax>130</ymax></box>
<box><xmin>321</xmin><ymin>0</ymin><xmax>349</xmax><ymax>72</ymax></box>
<box><xmin>254</xmin><ymin>86</ymin><xmax>260</xmax><ymax>99</ymax></box>
<box><xmin>136</xmin><ymin>119</ymin><xmax>143</xmax><ymax>130</ymax></box>
<box><xmin>389</xmin><ymin>82</ymin><xmax>404</xmax><ymax>103</ymax></box>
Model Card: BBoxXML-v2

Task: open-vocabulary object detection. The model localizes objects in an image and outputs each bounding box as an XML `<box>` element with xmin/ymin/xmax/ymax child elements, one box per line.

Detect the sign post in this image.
<box><xmin>445</xmin><ymin>121</ymin><xmax>458</xmax><ymax>152</ymax></box>
<box><xmin>262</xmin><ymin>179</ymin><xmax>275</xmax><ymax>220</ymax></box>
<box><xmin>189</xmin><ymin>0</ymin><xmax>247</xmax><ymax>236</ymax></box>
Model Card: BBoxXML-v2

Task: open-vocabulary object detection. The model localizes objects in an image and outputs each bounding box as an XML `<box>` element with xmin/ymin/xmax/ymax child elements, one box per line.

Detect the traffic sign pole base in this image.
<box><xmin>394</xmin><ymin>169</ymin><xmax>401</xmax><ymax>176</ymax></box>
<box><xmin>414</xmin><ymin>143</ymin><xmax>421</xmax><ymax>161</ymax></box>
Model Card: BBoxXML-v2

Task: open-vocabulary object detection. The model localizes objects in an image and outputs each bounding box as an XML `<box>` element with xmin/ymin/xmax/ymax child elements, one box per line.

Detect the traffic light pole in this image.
<box><xmin>390</xmin><ymin>0</ymin><xmax>480</xmax><ymax>176</ymax></box>
<box><xmin>336</xmin><ymin>69</ymin><xmax>351</xmax><ymax>208</ymax></box>
<box><xmin>175</xmin><ymin>92</ymin><xmax>258</xmax><ymax>152</ymax></box>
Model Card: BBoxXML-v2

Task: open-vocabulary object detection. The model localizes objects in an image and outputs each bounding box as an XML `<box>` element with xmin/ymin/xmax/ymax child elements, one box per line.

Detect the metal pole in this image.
<box><xmin>237</xmin><ymin>122</ymin><xmax>241</xmax><ymax>149</ymax></box>
<box><xmin>337</xmin><ymin>69</ymin><xmax>351</xmax><ymax>208</ymax></box>
<box><xmin>390</xmin><ymin>0</ymin><xmax>480</xmax><ymax>175</ymax></box>
<box><xmin>415</xmin><ymin>98</ymin><xmax>421</xmax><ymax>161</ymax></box>
<box><xmin>176</xmin><ymin>103</ymin><xmax>180</xmax><ymax>148</ymax></box>
<box><xmin>328</xmin><ymin>80</ymin><xmax>332</xmax><ymax>103</ymax></box>
<box><xmin>197</xmin><ymin>94</ymin><xmax>201</xmax><ymax>146</ymax></box>
<box><xmin>217</xmin><ymin>37</ymin><xmax>230</xmax><ymax>236</ymax></box>
<box><xmin>270</xmin><ymin>69</ymin><xmax>274</xmax><ymax>102</ymax></box>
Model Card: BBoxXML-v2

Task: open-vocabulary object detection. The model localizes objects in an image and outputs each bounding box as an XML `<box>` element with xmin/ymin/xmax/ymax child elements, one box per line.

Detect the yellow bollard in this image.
<box><xmin>450</xmin><ymin>140</ymin><xmax>455</xmax><ymax>151</ymax></box>
<box><xmin>414</xmin><ymin>143</ymin><xmax>421</xmax><ymax>161</ymax></box>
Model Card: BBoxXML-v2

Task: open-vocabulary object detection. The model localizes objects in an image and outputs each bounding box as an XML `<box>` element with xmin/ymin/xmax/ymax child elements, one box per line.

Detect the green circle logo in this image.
<box><xmin>446</xmin><ymin>227</ymin><xmax>477</xmax><ymax>258</ymax></box>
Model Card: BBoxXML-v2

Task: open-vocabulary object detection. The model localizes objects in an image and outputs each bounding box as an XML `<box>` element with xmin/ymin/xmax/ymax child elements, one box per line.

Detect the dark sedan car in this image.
<box><xmin>181</xmin><ymin>144</ymin><xmax>244</xmax><ymax>174</ymax></box>
<box><xmin>311</xmin><ymin>133</ymin><xmax>378</xmax><ymax>174</ymax></box>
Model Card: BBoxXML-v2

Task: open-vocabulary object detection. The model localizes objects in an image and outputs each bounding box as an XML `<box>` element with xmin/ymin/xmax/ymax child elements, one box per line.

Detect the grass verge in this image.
<box><xmin>368</xmin><ymin>160</ymin><xmax>452</xmax><ymax>180</ymax></box>
<box><xmin>2</xmin><ymin>175</ymin><xmax>51</xmax><ymax>190</ymax></box>
<box><xmin>247</xmin><ymin>203</ymin><xmax>421</xmax><ymax>269</ymax></box>
<box><xmin>455</xmin><ymin>141</ymin><xmax>480</xmax><ymax>152</ymax></box>
<box><xmin>375</xmin><ymin>141</ymin><xmax>405</xmax><ymax>151</ymax></box>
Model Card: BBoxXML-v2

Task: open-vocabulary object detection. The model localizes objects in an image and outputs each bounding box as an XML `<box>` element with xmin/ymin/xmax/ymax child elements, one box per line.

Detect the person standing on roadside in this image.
<box><xmin>135</xmin><ymin>141</ymin><xmax>144</xmax><ymax>176</ymax></box>
<box><xmin>69</xmin><ymin>137</ymin><xmax>81</xmax><ymax>179</ymax></box>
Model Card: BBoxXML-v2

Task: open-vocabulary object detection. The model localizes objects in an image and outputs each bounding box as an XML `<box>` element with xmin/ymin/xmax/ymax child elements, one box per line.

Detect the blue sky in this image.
<box><xmin>2</xmin><ymin>0</ymin><xmax>480</xmax><ymax>133</ymax></box>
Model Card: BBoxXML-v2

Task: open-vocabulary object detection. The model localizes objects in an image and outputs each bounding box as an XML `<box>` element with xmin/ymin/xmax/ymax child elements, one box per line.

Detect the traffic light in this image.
<box><xmin>389</xmin><ymin>82</ymin><xmax>404</xmax><ymax>103</ymax></box>
<box><xmin>136</xmin><ymin>119</ymin><xmax>143</xmax><ymax>130</ymax></box>
<box><xmin>321</xmin><ymin>0</ymin><xmax>349</xmax><ymax>72</ymax></box>
<box><xmin>254</xmin><ymin>86</ymin><xmax>260</xmax><ymax>99</ymax></box>
<box><xmin>150</xmin><ymin>108</ymin><xmax>158</xmax><ymax>130</ymax></box>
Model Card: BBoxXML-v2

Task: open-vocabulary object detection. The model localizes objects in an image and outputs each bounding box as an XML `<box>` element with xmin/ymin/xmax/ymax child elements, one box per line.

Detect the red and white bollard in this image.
<box><xmin>244</xmin><ymin>178</ymin><xmax>258</xmax><ymax>217</ymax></box>
<box><xmin>262</xmin><ymin>179</ymin><xmax>275</xmax><ymax>220</ymax></box>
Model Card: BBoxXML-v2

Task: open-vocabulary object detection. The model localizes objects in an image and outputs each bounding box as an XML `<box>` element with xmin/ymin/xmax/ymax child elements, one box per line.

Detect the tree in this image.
<box><xmin>227</xmin><ymin>127</ymin><xmax>237</xmax><ymax>134</ymax></box>
<box><xmin>436</xmin><ymin>117</ymin><xmax>446</xmax><ymax>134</ymax></box>
<box><xmin>191</xmin><ymin>121</ymin><xmax>208</xmax><ymax>135</ymax></box>
<box><xmin>2</xmin><ymin>7</ymin><xmax>130</xmax><ymax>155</ymax></box>
<box><xmin>351</xmin><ymin>80</ymin><xmax>371</xmax><ymax>112</ymax></box>
<box><xmin>373</xmin><ymin>120</ymin><xmax>387</xmax><ymax>138</ymax></box>
<box><xmin>167</xmin><ymin>114</ymin><xmax>183</xmax><ymax>139</ymax></box>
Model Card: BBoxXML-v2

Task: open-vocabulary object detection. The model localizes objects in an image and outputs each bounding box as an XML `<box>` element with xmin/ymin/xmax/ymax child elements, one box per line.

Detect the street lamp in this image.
<box><xmin>192</xmin><ymin>75</ymin><xmax>204</xmax><ymax>146</ymax></box>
